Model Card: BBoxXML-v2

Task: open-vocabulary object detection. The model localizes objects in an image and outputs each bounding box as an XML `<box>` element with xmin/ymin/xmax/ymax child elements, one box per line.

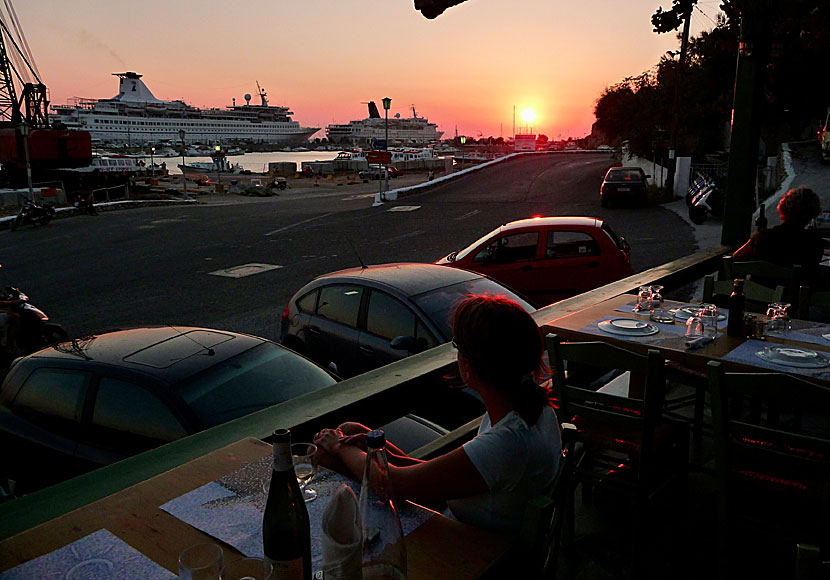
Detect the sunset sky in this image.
<box><xmin>16</xmin><ymin>0</ymin><xmax>720</xmax><ymax>140</ymax></box>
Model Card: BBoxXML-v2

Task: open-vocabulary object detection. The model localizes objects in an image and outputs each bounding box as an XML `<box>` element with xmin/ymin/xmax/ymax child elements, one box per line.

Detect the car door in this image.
<box><xmin>467</xmin><ymin>230</ymin><xmax>540</xmax><ymax>295</ymax></box>
<box><xmin>533</xmin><ymin>229</ymin><xmax>605</xmax><ymax>302</ymax></box>
<box><xmin>356</xmin><ymin>290</ymin><xmax>438</xmax><ymax>375</ymax></box>
<box><xmin>304</xmin><ymin>283</ymin><xmax>364</xmax><ymax>376</ymax></box>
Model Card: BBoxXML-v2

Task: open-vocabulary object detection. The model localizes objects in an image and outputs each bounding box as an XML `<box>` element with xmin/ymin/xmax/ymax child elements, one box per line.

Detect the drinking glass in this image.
<box><xmin>634</xmin><ymin>286</ymin><xmax>652</xmax><ymax>313</ymax></box>
<box><xmin>291</xmin><ymin>442</ymin><xmax>318</xmax><ymax>502</ymax></box>
<box><xmin>685</xmin><ymin>310</ymin><xmax>705</xmax><ymax>340</ymax></box>
<box><xmin>178</xmin><ymin>543</ymin><xmax>224</xmax><ymax>580</ymax></box>
<box><xmin>766</xmin><ymin>302</ymin><xmax>792</xmax><ymax>334</ymax></box>
<box><xmin>648</xmin><ymin>285</ymin><xmax>664</xmax><ymax>310</ymax></box>
<box><xmin>698</xmin><ymin>303</ymin><xmax>719</xmax><ymax>339</ymax></box>
<box><xmin>220</xmin><ymin>557</ymin><xmax>273</xmax><ymax>580</ymax></box>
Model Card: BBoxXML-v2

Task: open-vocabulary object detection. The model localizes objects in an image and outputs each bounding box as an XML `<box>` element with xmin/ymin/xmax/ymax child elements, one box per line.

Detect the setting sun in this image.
<box><xmin>520</xmin><ymin>108</ymin><xmax>537</xmax><ymax>124</ymax></box>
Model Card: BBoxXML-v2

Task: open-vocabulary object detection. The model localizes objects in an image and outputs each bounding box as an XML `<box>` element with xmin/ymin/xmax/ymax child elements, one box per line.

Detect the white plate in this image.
<box><xmin>671</xmin><ymin>306</ymin><xmax>727</xmax><ymax>322</ymax></box>
<box><xmin>755</xmin><ymin>345</ymin><xmax>830</xmax><ymax>368</ymax></box>
<box><xmin>598</xmin><ymin>318</ymin><xmax>659</xmax><ymax>337</ymax></box>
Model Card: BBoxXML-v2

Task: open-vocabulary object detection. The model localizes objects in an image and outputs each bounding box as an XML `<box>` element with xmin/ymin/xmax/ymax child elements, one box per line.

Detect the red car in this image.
<box><xmin>436</xmin><ymin>216</ymin><xmax>633</xmax><ymax>307</ymax></box>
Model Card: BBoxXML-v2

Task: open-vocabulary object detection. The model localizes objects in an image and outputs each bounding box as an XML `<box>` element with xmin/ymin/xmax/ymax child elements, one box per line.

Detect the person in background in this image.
<box><xmin>314</xmin><ymin>294</ymin><xmax>562</xmax><ymax>535</ymax></box>
<box><xmin>732</xmin><ymin>186</ymin><xmax>824</xmax><ymax>269</ymax></box>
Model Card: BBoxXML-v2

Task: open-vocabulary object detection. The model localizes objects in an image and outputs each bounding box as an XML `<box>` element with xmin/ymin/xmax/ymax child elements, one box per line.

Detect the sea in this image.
<box><xmin>134</xmin><ymin>150</ymin><xmax>342</xmax><ymax>175</ymax></box>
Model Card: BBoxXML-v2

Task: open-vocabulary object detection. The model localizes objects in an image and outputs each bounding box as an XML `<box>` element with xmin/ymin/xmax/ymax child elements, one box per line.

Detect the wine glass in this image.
<box><xmin>698</xmin><ymin>303</ymin><xmax>719</xmax><ymax>339</ymax></box>
<box><xmin>291</xmin><ymin>442</ymin><xmax>318</xmax><ymax>502</ymax></box>
<box><xmin>766</xmin><ymin>302</ymin><xmax>792</xmax><ymax>334</ymax></box>
<box><xmin>634</xmin><ymin>286</ymin><xmax>652</xmax><ymax>313</ymax></box>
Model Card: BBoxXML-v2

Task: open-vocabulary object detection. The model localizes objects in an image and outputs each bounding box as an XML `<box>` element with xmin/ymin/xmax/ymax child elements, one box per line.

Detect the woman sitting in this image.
<box><xmin>314</xmin><ymin>294</ymin><xmax>562</xmax><ymax>535</ymax></box>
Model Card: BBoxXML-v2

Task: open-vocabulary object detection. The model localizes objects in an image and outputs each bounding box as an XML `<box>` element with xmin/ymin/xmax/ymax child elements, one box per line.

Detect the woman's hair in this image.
<box><xmin>452</xmin><ymin>294</ymin><xmax>550</xmax><ymax>425</ymax></box>
<box><xmin>777</xmin><ymin>186</ymin><xmax>821</xmax><ymax>226</ymax></box>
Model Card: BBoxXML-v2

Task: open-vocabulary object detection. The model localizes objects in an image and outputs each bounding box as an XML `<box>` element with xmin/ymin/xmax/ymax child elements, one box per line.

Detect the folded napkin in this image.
<box><xmin>321</xmin><ymin>484</ymin><xmax>362</xmax><ymax>580</ymax></box>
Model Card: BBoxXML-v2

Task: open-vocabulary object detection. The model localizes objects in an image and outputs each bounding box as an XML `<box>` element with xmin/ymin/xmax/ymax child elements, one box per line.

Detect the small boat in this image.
<box><xmin>179</xmin><ymin>150</ymin><xmax>244</xmax><ymax>178</ymax></box>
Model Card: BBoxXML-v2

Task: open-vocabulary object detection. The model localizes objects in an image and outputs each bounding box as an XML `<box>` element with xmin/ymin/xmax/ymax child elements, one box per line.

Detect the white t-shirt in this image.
<box><xmin>446</xmin><ymin>405</ymin><xmax>562</xmax><ymax>534</ymax></box>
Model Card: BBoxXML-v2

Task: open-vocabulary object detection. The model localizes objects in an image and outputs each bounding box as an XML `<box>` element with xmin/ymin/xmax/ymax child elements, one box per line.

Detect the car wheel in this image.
<box><xmin>689</xmin><ymin>205</ymin><xmax>708</xmax><ymax>225</ymax></box>
<box><xmin>41</xmin><ymin>323</ymin><xmax>69</xmax><ymax>346</ymax></box>
<box><xmin>10</xmin><ymin>214</ymin><xmax>22</xmax><ymax>231</ymax></box>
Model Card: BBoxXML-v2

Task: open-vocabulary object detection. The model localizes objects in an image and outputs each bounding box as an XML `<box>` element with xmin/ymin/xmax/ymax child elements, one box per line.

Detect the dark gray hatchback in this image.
<box><xmin>280</xmin><ymin>262</ymin><xmax>534</xmax><ymax>378</ymax></box>
<box><xmin>0</xmin><ymin>327</ymin><xmax>337</xmax><ymax>493</ymax></box>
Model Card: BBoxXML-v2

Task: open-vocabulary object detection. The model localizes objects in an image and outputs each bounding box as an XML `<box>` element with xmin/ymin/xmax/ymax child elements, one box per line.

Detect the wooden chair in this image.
<box><xmin>546</xmin><ymin>333</ymin><xmax>690</xmax><ymax>575</ymax></box>
<box><xmin>702</xmin><ymin>273</ymin><xmax>785</xmax><ymax>312</ymax></box>
<box><xmin>707</xmin><ymin>361</ymin><xmax>830</xmax><ymax>578</ymax></box>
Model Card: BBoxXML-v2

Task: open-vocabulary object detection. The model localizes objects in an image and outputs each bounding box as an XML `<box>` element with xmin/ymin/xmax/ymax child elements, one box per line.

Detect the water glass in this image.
<box><xmin>179</xmin><ymin>543</ymin><xmax>224</xmax><ymax>580</ymax></box>
<box><xmin>648</xmin><ymin>285</ymin><xmax>664</xmax><ymax>310</ymax></box>
<box><xmin>634</xmin><ymin>286</ymin><xmax>652</xmax><ymax>313</ymax></box>
<box><xmin>698</xmin><ymin>303</ymin><xmax>719</xmax><ymax>339</ymax></box>
<box><xmin>220</xmin><ymin>557</ymin><xmax>273</xmax><ymax>580</ymax></box>
<box><xmin>685</xmin><ymin>311</ymin><xmax>705</xmax><ymax>340</ymax></box>
<box><xmin>766</xmin><ymin>302</ymin><xmax>792</xmax><ymax>334</ymax></box>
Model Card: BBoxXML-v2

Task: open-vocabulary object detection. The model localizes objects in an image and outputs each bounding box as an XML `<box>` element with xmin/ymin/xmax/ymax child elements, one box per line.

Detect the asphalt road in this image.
<box><xmin>1</xmin><ymin>153</ymin><xmax>697</xmax><ymax>342</ymax></box>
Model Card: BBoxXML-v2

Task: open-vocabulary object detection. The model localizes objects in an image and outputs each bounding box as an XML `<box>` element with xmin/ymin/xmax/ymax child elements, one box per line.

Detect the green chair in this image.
<box><xmin>702</xmin><ymin>273</ymin><xmax>785</xmax><ymax>312</ymax></box>
<box><xmin>546</xmin><ymin>334</ymin><xmax>690</xmax><ymax>575</ymax></box>
<box><xmin>707</xmin><ymin>361</ymin><xmax>830</xmax><ymax>578</ymax></box>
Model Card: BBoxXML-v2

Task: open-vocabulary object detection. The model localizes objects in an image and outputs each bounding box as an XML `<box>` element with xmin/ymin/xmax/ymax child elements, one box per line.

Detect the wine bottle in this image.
<box><xmin>727</xmin><ymin>278</ymin><xmax>746</xmax><ymax>337</ymax></box>
<box><xmin>263</xmin><ymin>428</ymin><xmax>311</xmax><ymax>580</ymax></box>
<box><xmin>359</xmin><ymin>430</ymin><xmax>407</xmax><ymax>580</ymax></box>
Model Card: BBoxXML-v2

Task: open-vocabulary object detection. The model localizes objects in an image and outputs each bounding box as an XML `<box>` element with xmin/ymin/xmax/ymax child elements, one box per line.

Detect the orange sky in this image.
<box><xmin>16</xmin><ymin>0</ymin><xmax>717</xmax><ymax>140</ymax></box>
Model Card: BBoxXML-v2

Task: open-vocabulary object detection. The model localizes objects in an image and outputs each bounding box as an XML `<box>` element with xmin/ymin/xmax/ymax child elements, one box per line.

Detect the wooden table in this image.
<box><xmin>541</xmin><ymin>294</ymin><xmax>830</xmax><ymax>380</ymax></box>
<box><xmin>0</xmin><ymin>438</ymin><xmax>509</xmax><ymax>579</ymax></box>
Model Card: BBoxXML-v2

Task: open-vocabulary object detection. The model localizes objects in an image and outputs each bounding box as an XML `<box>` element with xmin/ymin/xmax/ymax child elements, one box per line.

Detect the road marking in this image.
<box><xmin>454</xmin><ymin>210</ymin><xmax>480</xmax><ymax>220</ymax></box>
<box><xmin>209</xmin><ymin>263</ymin><xmax>283</xmax><ymax>278</ymax></box>
<box><xmin>387</xmin><ymin>205</ymin><xmax>421</xmax><ymax>212</ymax></box>
<box><xmin>342</xmin><ymin>194</ymin><xmax>375</xmax><ymax>200</ymax></box>
<box><xmin>265</xmin><ymin>213</ymin><xmax>334</xmax><ymax>236</ymax></box>
<box><xmin>382</xmin><ymin>230</ymin><xmax>424</xmax><ymax>244</ymax></box>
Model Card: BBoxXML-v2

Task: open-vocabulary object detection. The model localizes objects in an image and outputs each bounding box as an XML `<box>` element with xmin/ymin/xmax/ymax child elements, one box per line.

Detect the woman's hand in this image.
<box><xmin>313</xmin><ymin>428</ymin><xmax>344</xmax><ymax>455</ymax></box>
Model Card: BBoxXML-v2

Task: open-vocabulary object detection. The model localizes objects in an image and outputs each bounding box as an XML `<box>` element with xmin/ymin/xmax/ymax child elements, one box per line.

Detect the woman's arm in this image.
<box><xmin>731</xmin><ymin>237</ymin><xmax>757</xmax><ymax>262</ymax></box>
<box><xmin>314</xmin><ymin>429</ymin><xmax>488</xmax><ymax>504</ymax></box>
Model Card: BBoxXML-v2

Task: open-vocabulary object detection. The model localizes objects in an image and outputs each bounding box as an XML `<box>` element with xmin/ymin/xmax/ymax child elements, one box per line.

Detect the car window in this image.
<box><xmin>366</xmin><ymin>290</ymin><xmax>416</xmax><ymax>340</ymax></box>
<box><xmin>606</xmin><ymin>169</ymin><xmax>644</xmax><ymax>182</ymax></box>
<box><xmin>473</xmin><ymin>231</ymin><xmax>538</xmax><ymax>264</ymax></box>
<box><xmin>93</xmin><ymin>378</ymin><xmax>187</xmax><ymax>441</ymax></box>
<box><xmin>415</xmin><ymin>320</ymin><xmax>439</xmax><ymax>349</ymax></box>
<box><xmin>601</xmin><ymin>222</ymin><xmax>626</xmax><ymax>251</ymax></box>
<box><xmin>297</xmin><ymin>289</ymin><xmax>318</xmax><ymax>314</ymax></box>
<box><xmin>178</xmin><ymin>342</ymin><xmax>337</xmax><ymax>428</ymax></box>
<box><xmin>413</xmin><ymin>277</ymin><xmax>535</xmax><ymax>340</ymax></box>
<box><xmin>317</xmin><ymin>284</ymin><xmax>363</xmax><ymax>327</ymax></box>
<box><xmin>546</xmin><ymin>231</ymin><xmax>600</xmax><ymax>258</ymax></box>
<box><xmin>11</xmin><ymin>368</ymin><xmax>88</xmax><ymax>425</ymax></box>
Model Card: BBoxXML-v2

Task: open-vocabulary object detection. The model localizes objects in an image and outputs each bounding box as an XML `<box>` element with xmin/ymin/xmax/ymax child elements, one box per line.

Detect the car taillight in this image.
<box><xmin>282</xmin><ymin>305</ymin><xmax>290</xmax><ymax>321</ymax></box>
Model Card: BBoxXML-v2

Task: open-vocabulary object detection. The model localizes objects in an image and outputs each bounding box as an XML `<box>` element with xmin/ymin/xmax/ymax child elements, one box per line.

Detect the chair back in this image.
<box><xmin>725</xmin><ymin>255</ymin><xmax>803</xmax><ymax>303</ymax></box>
<box><xmin>702</xmin><ymin>274</ymin><xmax>785</xmax><ymax>311</ymax></box>
<box><xmin>797</xmin><ymin>285</ymin><xmax>830</xmax><ymax>321</ymax></box>
<box><xmin>706</xmin><ymin>361</ymin><xmax>830</xmax><ymax>550</ymax></box>
<box><xmin>546</xmin><ymin>333</ymin><xmax>667</xmax><ymax>482</ymax></box>
<box><xmin>519</xmin><ymin>422</ymin><xmax>578</xmax><ymax>578</ymax></box>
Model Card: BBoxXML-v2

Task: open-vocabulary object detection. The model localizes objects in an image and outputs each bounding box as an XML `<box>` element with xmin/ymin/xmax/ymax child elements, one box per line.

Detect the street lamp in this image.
<box><xmin>382</xmin><ymin>97</ymin><xmax>391</xmax><ymax>193</ymax></box>
<box><xmin>178</xmin><ymin>130</ymin><xmax>187</xmax><ymax>199</ymax></box>
<box><xmin>19</xmin><ymin>124</ymin><xmax>33</xmax><ymax>200</ymax></box>
<box><xmin>215</xmin><ymin>144</ymin><xmax>222</xmax><ymax>190</ymax></box>
<box><xmin>150</xmin><ymin>146</ymin><xmax>155</xmax><ymax>180</ymax></box>
<box><xmin>460</xmin><ymin>135</ymin><xmax>466</xmax><ymax>170</ymax></box>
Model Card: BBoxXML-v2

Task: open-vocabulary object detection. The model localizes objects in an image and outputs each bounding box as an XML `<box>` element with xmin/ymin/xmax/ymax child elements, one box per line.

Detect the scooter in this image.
<box><xmin>10</xmin><ymin>197</ymin><xmax>56</xmax><ymax>231</ymax></box>
<box><xmin>688</xmin><ymin>179</ymin><xmax>724</xmax><ymax>225</ymax></box>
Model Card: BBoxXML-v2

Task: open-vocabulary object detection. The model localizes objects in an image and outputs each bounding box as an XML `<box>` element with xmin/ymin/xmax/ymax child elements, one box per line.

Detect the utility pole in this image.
<box><xmin>664</xmin><ymin>1</ymin><xmax>693</xmax><ymax>198</ymax></box>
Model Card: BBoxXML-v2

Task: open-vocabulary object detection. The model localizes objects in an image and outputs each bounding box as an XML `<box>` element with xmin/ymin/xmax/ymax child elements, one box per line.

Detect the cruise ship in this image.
<box><xmin>50</xmin><ymin>72</ymin><xmax>319</xmax><ymax>146</ymax></box>
<box><xmin>326</xmin><ymin>102</ymin><xmax>443</xmax><ymax>146</ymax></box>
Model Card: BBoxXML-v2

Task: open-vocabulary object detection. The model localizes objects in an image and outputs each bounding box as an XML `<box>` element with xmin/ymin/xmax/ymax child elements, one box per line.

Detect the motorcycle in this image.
<box><xmin>0</xmin><ymin>269</ymin><xmax>68</xmax><ymax>364</ymax></box>
<box><xmin>688</xmin><ymin>179</ymin><xmax>724</xmax><ymax>225</ymax></box>
<box><xmin>10</xmin><ymin>197</ymin><xmax>56</xmax><ymax>231</ymax></box>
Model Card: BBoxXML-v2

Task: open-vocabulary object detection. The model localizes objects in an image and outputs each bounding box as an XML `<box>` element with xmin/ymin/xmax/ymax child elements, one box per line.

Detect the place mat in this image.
<box><xmin>722</xmin><ymin>340</ymin><xmax>830</xmax><ymax>379</ymax></box>
<box><xmin>0</xmin><ymin>529</ymin><xmax>176</xmax><ymax>580</ymax></box>
<box><xmin>614</xmin><ymin>303</ymin><xmax>729</xmax><ymax>328</ymax></box>
<box><xmin>161</xmin><ymin>455</ymin><xmax>432</xmax><ymax>574</ymax></box>
<box><xmin>765</xmin><ymin>321</ymin><xmax>830</xmax><ymax>346</ymax></box>
<box><xmin>579</xmin><ymin>316</ymin><xmax>687</xmax><ymax>344</ymax></box>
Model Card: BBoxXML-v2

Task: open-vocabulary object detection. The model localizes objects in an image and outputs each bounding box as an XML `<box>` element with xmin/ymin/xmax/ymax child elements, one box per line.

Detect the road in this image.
<box><xmin>1</xmin><ymin>153</ymin><xmax>697</xmax><ymax>342</ymax></box>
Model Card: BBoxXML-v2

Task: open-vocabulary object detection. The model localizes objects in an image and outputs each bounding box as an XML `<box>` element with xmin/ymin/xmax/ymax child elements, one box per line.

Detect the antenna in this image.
<box><xmin>346</xmin><ymin>238</ymin><xmax>367</xmax><ymax>270</ymax></box>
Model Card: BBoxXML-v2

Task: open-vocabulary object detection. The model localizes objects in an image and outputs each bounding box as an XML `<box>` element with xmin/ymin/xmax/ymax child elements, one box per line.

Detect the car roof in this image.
<box><xmin>16</xmin><ymin>326</ymin><xmax>265</xmax><ymax>385</ymax></box>
<box><xmin>314</xmin><ymin>262</ymin><xmax>485</xmax><ymax>296</ymax></box>
<box><xmin>497</xmin><ymin>216</ymin><xmax>601</xmax><ymax>232</ymax></box>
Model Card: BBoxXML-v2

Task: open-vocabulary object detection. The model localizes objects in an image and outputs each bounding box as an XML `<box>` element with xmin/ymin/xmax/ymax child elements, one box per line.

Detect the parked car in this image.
<box><xmin>600</xmin><ymin>166</ymin><xmax>650</xmax><ymax>207</ymax></box>
<box><xmin>0</xmin><ymin>326</ymin><xmax>339</xmax><ymax>493</ymax></box>
<box><xmin>436</xmin><ymin>216</ymin><xmax>633</xmax><ymax>307</ymax></box>
<box><xmin>359</xmin><ymin>165</ymin><xmax>399</xmax><ymax>180</ymax></box>
<box><xmin>280</xmin><ymin>263</ymin><xmax>534</xmax><ymax>378</ymax></box>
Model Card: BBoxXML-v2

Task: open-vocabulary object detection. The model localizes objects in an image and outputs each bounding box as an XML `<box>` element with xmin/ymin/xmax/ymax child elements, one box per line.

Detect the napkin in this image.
<box><xmin>321</xmin><ymin>484</ymin><xmax>362</xmax><ymax>580</ymax></box>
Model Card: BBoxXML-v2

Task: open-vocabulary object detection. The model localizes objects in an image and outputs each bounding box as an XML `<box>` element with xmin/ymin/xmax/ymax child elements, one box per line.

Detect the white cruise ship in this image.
<box><xmin>326</xmin><ymin>102</ymin><xmax>443</xmax><ymax>146</ymax></box>
<box><xmin>50</xmin><ymin>72</ymin><xmax>319</xmax><ymax>146</ymax></box>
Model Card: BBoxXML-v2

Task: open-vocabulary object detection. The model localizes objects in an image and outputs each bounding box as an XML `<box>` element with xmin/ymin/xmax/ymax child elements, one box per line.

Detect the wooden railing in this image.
<box><xmin>0</xmin><ymin>244</ymin><xmax>732</xmax><ymax>541</ymax></box>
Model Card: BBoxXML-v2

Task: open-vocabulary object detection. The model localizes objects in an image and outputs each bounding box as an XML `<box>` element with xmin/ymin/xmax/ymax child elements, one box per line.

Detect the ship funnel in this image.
<box><xmin>367</xmin><ymin>101</ymin><xmax>381</xmax><ymax>119</ymax></box>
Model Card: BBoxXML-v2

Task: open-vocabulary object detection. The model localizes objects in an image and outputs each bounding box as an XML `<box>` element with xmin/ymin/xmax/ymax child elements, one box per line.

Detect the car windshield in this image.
<box><xmin>177</xmin><ymin>342</ymin><xmax>337</xmax><ymax>428</ymax></box>
<box><xmin>606</xmin><ymin>169</ymin><xmax>643</xmax><ymax>182</ymax></box>
<box><xmin>411</xmin><ymin>277</ymin><xmax>535</xmax><ymax>340</ymax></box>
<box><xmin>453</xmin><ymin>228</ymin><xmax>506</xmax><ymax>262</ymax></box>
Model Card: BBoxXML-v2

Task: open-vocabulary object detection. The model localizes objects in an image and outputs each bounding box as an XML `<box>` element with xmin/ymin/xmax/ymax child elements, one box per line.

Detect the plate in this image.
<box><xmin>598</xmin><ymin>318</ymin><xmax>659</xmax><ymax>337</ymax></box>
<box><xmin>671</xmin><ymin>306</ymin><xmax>727</xmax><ymax>322</ymax></box>
<box><xmin>755</xmin><ymin>345</ymin><xmax>830</xmax><ymax>368</ymax></box>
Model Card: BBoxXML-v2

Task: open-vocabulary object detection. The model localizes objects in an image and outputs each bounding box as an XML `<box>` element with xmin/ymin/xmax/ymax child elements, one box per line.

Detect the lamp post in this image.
<box><xmin>382</xmin><ymin>97</ymin><xmax>391</xmax><ymax>193</ymax></box>
<box><xmin>19</xmin><ymin>124</ymin><xmax>33</xmax><ymax>200</ymax></box>
<box><xmin>215</xmin><ymin>144</ymin><xmax>222</xmax><ymax>191</ymax></box>
<box><xmin>150</xmin><ymin>146</ymin><xmax>155</xmax><ymax>180</ymax></box>
<box><xmin>460</xmin><ymin>135</ymin><xmax>466</xmax><ymax>170</ymax></box>
<box><xmin>178</xmin><ymin>130</ymin><xmax>187</xmax><ymax>199</ymax></box>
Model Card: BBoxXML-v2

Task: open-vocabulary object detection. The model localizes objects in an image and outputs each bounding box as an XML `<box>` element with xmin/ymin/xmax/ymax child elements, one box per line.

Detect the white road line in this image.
<box><xmin>265</xmin><ymin>213</ymin><xmax>334</xmax><ymax>236</ymax></box>
<box><xmin>387</xmin><ymin>205</ymin><xmax>421</xmax><ymax>212</ymax></box>
<box><xmin>209</xmin><ymin>263</ymin><xmax>283</xmax><ymax>278</ymax></box>
<box><xmin>381</xmin><ymin>230</ymin><xmax>424</xmax><ymax>244</ymax></box>
<box><xmin>454</xmin><ymin>210</ymin><xmax>481</xmax><ymax>221</ymax></box>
